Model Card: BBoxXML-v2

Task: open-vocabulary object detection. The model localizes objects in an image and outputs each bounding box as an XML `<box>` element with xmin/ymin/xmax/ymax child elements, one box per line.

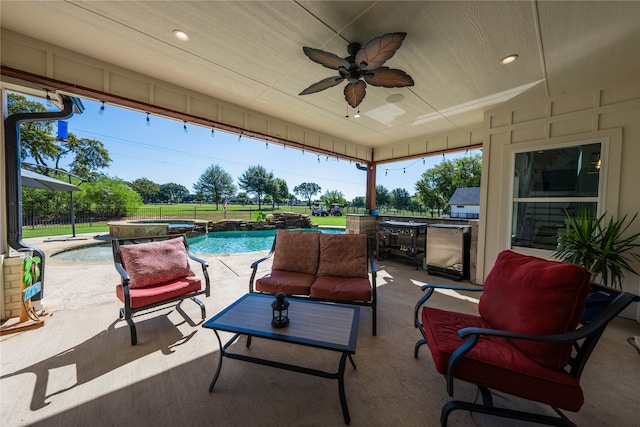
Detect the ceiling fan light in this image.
<box><xmin>500</xmin><ymin>54</ymin><xmax>518</xmax><ymax>65</ymax></box>
<box><xmin>173</xmin><ymin>30</ymin><xmax>189</xmax><ymax>41</ymax></box>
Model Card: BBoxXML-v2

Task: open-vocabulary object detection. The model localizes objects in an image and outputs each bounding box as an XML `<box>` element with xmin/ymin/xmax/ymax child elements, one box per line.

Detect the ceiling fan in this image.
<box><xmin>299</xmin><ymin>32</ymin><xmax>414</xmax><ymax>109</ymax></box>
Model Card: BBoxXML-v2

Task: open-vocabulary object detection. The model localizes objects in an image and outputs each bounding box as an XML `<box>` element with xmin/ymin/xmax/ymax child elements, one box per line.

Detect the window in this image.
<box><xmin>510</xmin><ymin>141</ymin><xmax>603</xmax><ymax>250</ymax></box>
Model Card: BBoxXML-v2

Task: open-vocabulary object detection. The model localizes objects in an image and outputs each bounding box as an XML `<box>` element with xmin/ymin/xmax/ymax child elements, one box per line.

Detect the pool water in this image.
<box><xmin>52</xmin><ymin>228</ymin><xmax>345</xmax><ymax>262</ymax></box>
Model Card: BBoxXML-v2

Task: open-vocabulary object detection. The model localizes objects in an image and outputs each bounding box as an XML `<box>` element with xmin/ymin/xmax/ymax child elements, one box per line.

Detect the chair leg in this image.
<box><xmin>126</xmin><ymin>318</ymin><xmax>137</xmax><ymax>346</ymax></box>
<box><xmin>414</xmin><ymin>338</ymin><xmax>426</xmax><ymax>358</ymax></box>
<box><xmin>119</xmin><ymin>307</ymin><xmax>137</xmax><ymax>345</ymax></box>
<box><xmin>191</xmin><ymin>296</ymin><xmax>206</xmax><ymax>320</ymax></box>
<box><xmin>440</xmin><ymin>400</ymin><xmax>577</xmax><ymax>427</ymax></box>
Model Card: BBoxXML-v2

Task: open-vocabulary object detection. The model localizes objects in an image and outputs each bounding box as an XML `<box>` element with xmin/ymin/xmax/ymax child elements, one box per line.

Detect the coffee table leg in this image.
<box><xmin>209</xmin><ymin>330</ymin><xmax>224</xmax><ymax>392</ymax></box>
<box><xmin>338</xmin><ymin>352</ymin><xmax>351</xmax><ymax>424</ymax></box>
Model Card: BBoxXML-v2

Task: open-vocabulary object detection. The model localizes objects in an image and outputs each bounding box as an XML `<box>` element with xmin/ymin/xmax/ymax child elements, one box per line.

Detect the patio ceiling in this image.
<box><xmin>1</xmin><ymin>1</ymin><xmax>639</xmax><ymax>159</ymax></box>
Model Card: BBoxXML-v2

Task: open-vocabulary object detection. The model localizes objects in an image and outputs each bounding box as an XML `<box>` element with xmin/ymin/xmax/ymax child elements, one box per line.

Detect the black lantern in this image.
<box><xmin>271</xmin><ymin>292</ymin><xmax>290</xmax><ymax>328</ymax></box>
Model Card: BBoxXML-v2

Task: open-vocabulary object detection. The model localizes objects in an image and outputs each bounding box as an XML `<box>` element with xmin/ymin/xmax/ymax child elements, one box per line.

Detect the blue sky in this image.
<box><xmin>46</xmin><ymin>97</ymin><xmax>475</xmax><ymax>201</ymax></box>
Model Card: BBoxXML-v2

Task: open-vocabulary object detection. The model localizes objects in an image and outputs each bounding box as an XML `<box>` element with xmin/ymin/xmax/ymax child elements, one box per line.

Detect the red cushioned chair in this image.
<box><xmin>414</xmin><ymin>250</ymin><xmax>640</xmax><ymax>426</ymax></box>
<box><xmin>112</xmin><ymin>234</ymin><xmax>210</xmax><ymax>345</ymax></box>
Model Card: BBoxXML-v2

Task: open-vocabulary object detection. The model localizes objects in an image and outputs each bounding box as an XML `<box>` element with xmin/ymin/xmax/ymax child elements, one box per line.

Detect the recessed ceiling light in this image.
<box><xmin>386</xmin><ymin>94</ymin><xmax>405</xmax><ymax>103</ymax></box>
<box><xmin>173</xmin><ymin>30</ymin><xmax>189</xmax><ymax>41</ymax></box>
<box><xmin>500</xmin><ymin>54</ymin><xmax>519</xmax><ymax>65</ymax></box>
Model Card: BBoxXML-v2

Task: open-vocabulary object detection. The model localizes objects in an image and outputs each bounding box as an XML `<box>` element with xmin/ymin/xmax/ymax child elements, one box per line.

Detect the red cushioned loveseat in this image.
<box><xmin>249</xmin><ymin>229</ymin><xmax>377</xmax><ymax>335</ymax></box>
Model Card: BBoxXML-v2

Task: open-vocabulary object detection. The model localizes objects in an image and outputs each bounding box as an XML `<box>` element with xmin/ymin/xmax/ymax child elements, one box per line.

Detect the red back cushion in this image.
<box><xmin>271</xmin><ymin>229</ymin><xmax>320</xmax><ymax>275</ymax></box>
<box><xmin>119</xmin><ymin>237</ymin><xmax>195</xmax><ymax>289</ymax></box>
<box><xmin>479</xmin><ymin>250</ymin><xmax>590</xmax><ymax>369</ymax></box>
<box><xmin>316</xmin><ymin>233</ymin><xmax>368</xmax><ymax>278</ymax></box>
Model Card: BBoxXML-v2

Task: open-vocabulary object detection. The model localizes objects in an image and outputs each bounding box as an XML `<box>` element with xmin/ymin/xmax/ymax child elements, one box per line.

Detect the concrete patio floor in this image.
<box><xmin>1</xmin><ymin>233</ymin><xmax>639</xmax><ymax>426</ymax></box>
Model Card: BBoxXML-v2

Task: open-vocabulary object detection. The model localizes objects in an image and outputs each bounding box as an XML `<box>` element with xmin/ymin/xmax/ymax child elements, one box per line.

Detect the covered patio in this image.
<box><xmin>1</xmin><ymin>236</ymin><xmax>638</xmax><ymax>426</ymax></box>
<box><xmin>1</xmin><ymin>2</ymin><xmax>639</xmax><ymax>425</ymax></box>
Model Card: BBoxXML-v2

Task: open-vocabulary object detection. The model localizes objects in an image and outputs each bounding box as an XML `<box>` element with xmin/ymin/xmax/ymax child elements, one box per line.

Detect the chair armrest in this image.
<box><xmin>113</xmin><ymin>260</ymin><xmax>130</xmax><ymax>284</ymax></box>
<box><xmin>250</xmin><ymin>251</ymin><xmax>274</xmax><ymax>270</ymax></box>
<box><xmin>249</xmin><ymin>249</ymin><xmax>276</xmax><ymax>293</ymax></box>
<box><xmin>414</xmin><ymin>283</ymin><xmax>482</xmax><ymax>328</ymax></box>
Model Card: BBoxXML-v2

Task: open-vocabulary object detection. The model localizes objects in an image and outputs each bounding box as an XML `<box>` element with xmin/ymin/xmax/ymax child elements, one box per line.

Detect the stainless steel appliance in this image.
<box><xmin>376</xmin><ymin>221</ymin><xmax>427</xmax><ymax>269</ymax></box>
<box><xmin>426</xmin><ymin>224</ymin><xmax>471</xmax><ymax>280</ymax></box>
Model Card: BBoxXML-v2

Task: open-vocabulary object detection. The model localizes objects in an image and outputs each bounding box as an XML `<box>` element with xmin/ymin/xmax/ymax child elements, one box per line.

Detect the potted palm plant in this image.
<box><xmin>553</xmin><ymin>209</ymin><xmax>640</xmax><ymax>289</ymax></box>
<box><xmin>553</xmin><ymin>209</ymin><xmax>640</xmax><ymax>321</ymax></box>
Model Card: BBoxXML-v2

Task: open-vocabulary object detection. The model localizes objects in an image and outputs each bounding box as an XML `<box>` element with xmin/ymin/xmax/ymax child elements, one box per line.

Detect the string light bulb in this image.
<box><xmin>238</xmin><ymin>134</ymin><xmax>242</xmax><ymax>142</ymax></box>
<box><xmin>423</xmin><ymin>158</ymin><xmax>425</xmax><ymax>165</ymax></box>
<box><xmin>183</xmin><ymin>120</ymin><xmax>188</xmax><ymax>133</ymax></box>
<box><xmin>45</xmin><ymin>89</ymin><xmax>53</xmax><ymax>107</ymax></box>
<box><xmin>98</xmin><ymin>101</ymin><xmax>105</xmax><ymax>116</ymax></box>
<box><xmin>354</xmin><ymin>109</ymin><xmax>361</xmax><ymax>118</ymax></box>
<box><xmin>146</xmin><ymin>113</ymin><xmax>151</xmax><ymax>127</ymax></box>
<box><xmin>317</xmin><ymin>155</ymin><xmax>320</xmax><ymax>164</ymax></box>
<box><xmin>385</xmin><ymin>170</ymin><xmax>388</xmax><ymax>176</ymax></box>
<box><xmin>266</xmin><ymin>142</ymin><xmax>269</xmax><ymax>150</ymax></box>
<box><xmin>211</xmin><ymin>127</ymin><xmax>215</xmax><ymax>138</ymax></box>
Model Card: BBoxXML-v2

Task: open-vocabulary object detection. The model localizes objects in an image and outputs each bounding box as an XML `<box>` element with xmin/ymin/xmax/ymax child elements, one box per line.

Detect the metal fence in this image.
<box><xmin>22</xmin><ymin>205</ymin><xmax>433</xmax><ymax>229</ymax></box>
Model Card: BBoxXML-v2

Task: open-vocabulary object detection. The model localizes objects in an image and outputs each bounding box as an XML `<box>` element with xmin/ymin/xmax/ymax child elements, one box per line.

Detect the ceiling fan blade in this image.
<box><xmin>299</xmin><ymin>76</ymin><xmax>345</xmax><ymax>95</ymax></box>
<box><xmin>356</xmin><ymin>32</ymin><xmax>407</xmax><ymax>71</ymax></box>
<box><xmin>344</xmin><ymin>81</ymin><xmax>366</xmax><ymax>108</ymax></box>
<box><xmin>364</xmin><ymin>67</ymin><xmax>415</xmax><ymax>88</ymax></box>
<box><xmin>303</xmin><ymin>47</ymin><xmax>350</xmax><ymax>70</ymax></box>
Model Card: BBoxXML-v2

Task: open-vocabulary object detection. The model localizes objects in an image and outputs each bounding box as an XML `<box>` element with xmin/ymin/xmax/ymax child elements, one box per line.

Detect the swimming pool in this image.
<box><xmin>51</xmin><ymin>228</ymin><xmax>345</xmax><ymax>262</ymax></box>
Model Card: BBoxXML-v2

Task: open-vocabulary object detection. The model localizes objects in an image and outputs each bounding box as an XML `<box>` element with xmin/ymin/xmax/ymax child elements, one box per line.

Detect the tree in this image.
<box><xmin>351</xmin><ymin>196</ymin><xmax>366</xmax><ymax>208</ymax></box>
<box><xmin>415</xmin><ymin>154</ymin><xmax>482</xmax><ymax>214</ymax></box>
<box><xmin>75</xmin><ymin>176</ymin><xmax>142</xmax><ymax>216</ymax></box>
<box><xmin>293</xmin><ymin>182</ymin><xmax>321</xmax><ymax>206</ymax></box>
<box><xmin>8</xmin><ymin>93</ymin><xmax>111</xmax><ymax>181</ymax></box>
<box><xmin>321</xmin><ymin>190</ymin><xmax>347</xmax><ymax>207</ymax></box>
<box><xmin>390</xmin><ymin>187</ymin><xmax>411</xmax><ymax>211</ymax></box>
<box><xmin>194</xmin><ymin>165</ymin><xmax>236</xmax><ymax>209</ymax></box>
<box><xmin>271</xmin><ymin>178</ymin><xmax>289</xmax><ymax>208</ymax></box>
<box><xmin>238</xmin><ymin>165</ymin><xmax>274</xmax><ymax>210</ymax></box>
<box><xmin>376</xmin><ymin>185</ymin><xmax>390</xmax><ymax>209</ymax></box>
<box><xmin>236</xmin><ymin>192</ymin><xmax>251</xmax><ymax>206</ymax></box>
<box><xmin>158</xmin><ymin>183</ymin><xmax>190</xmax><ymax>203</ymax></box>
<box><xmin>130</xmin><ymin>178</ymin><xmax>161</xmax><ymax>204</ymax></box>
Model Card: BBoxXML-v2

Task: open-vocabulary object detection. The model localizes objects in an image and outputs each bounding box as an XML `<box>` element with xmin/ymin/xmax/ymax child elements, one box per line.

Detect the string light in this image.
<box><xmin>403</xmin><ymin>168</ymin><xmax>406</xmax><ymax>174</ymax></box>
<box><xmin>423</xmin><ymin>158</ymin><xmax>425</xmax><ymax>165</ymax></box>
<box><xmin>238</xmin><ymin>134</ymin><xmax>242</xmax><ymax>142</ymax></box>
<box><xmin>302</xmin><ymin>149</ymin><xmax>304</xmax><ymax>155</ymax></box>
<box><xmin>354</xmin><ymin>109</ymin><xmax>361</xmax><ymax>118</ymax></box>
<box><xmin>146</xmin><ymin>113</ymin><xmax>151</xmax><ymax>127</ymax></box>
<box><xmin>98</xmin><ymin>101</ymin><xmax>105</xmax><ymax>116</ymax></box>
<box><xmin>265</xmin><ymin>142</ymin><xmax>269</xmax><ymax>149</ymax></box>
<box><xmin>326</xmin><ymin>156</ymin><xmax>329</xmax><ymax>161</ymax></box>
<box><xmin>385</xmin><ymin>170</ymin><xmax>388</xmax><ymax>176</ymax></box>
<box><xmin>45</xmin><ymin>89</ymin><xmax>53</xmax><ymax>107</ymax></box>
<box><xmin>317</xmin><ymin>155</ymin><xmax>320</xmax><ymax>164</ymax></box>
<box><xmin>211</xmin><ymin>127</ymin><xmax>215</xmax><ymax>138</ymax></box>
<box><xmin>183</xmin><ymin>120</ymin><xmax>188</xmax><ymax>133</ymax></box>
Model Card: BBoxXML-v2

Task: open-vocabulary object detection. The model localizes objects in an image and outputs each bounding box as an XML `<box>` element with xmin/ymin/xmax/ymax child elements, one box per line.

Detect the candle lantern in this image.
<box><xmin>271</xmin><ymin>292</ymin><xmax>290</xmax><ymax>328</ymax></box>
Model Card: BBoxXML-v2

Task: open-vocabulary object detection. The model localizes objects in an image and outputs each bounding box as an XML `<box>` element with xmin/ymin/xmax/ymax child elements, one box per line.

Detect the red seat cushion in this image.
<box><xmin>479</xmin><ymin>250</ymin><xmax>590</xmax><ymax>369</ymax></box>
<box><xmin>116</xmin><ymin>277</ymin><xmax>202</xmax><ymax>309</ymax></box>
<box><xmin>310</xmin><ymin>275</ymin><xmax>372</xmax><ymax>302</ymax></box>
<box><xmin>255</xmin><ymin>269</ymin><xmax>315</xmax><ymax>296</ymax></box>
<box><xmin>422</xmin><ymin>306</ymin><xmax>584</xmax><ymax>412</ymax></box>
